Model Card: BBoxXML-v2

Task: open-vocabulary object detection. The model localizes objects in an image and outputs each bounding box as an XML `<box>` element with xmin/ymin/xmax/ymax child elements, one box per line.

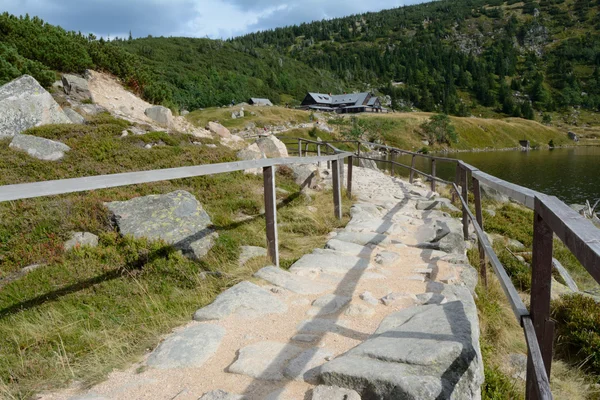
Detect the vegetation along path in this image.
<box><xmin>43</xmin><ymin>166</ymin><xmax>483</xmax><ymax>400</ymax></box>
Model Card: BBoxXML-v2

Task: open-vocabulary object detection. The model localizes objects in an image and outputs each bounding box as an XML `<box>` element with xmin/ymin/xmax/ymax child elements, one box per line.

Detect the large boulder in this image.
<box><xmin>0</xmin><ymin>75</ymin><xmax>72</xmax><ymax>138</ymax></box>
<box><xmin>63</xmin><ymin>108</ymin><xmax>85</xmax><ymax>124</ymax></box>
<box><xmin>104</xmin><ymin>190</ymin><xmax>217</xmax><ymax>259</ymax></box>
<box><xmin>9</xmin><ymin>134</ymin><xmax>71</xmax><ymax>161</ymax></box>
<box><xmin>237</xmin><ymin>143</ymin><xmax>265</xmax><ymax>175</ymax></box>
<box><xmin>145</xmin><ymin>106</ymin><xmax>173</xmax><ymax>127</ymax></box>
<box><xmin>480</xmin><ymin>183</ymin><xmax>509</xmax><ymax>203</ymax></box>
<box><xmin>207</xmin><ymin>122</ymin><xmax>231</xmax><ymax>138</ymax></box>
<box><xmin>320</xmin><ymin>286</ymin><xmax>483</xmax><ymax>399</ymax></box>
<box><xmin>61</xmin><ymin>74</ymin><xmax>92</xmax><ymax>101</ymax></box>
<box><xmin>256</xmin><ymin>136</ymin><xmax>289</xmax><ymax>158</ymax></box>
<box><xmin>288</xmin><ymin>163</ymin><xmax>322</xmax><ymax>189</ymax></box>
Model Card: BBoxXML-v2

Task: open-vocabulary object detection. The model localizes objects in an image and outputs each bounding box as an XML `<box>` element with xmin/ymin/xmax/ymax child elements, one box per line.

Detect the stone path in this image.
<box><xmin>44</xmin><ymin>166</ymin><xmax>483</xmax><ymax>400</ymax></box>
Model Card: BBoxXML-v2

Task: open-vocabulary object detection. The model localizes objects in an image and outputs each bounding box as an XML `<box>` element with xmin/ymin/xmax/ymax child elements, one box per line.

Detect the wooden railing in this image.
<box><xmin>292</xmin><ymin>138</ymin><xmax>600</xmax><ymax>400</ymax></box>
<box><xmin>0</xmin><ymin>146</ymin><xmax>354</xmax><ymax>269</ymax></box>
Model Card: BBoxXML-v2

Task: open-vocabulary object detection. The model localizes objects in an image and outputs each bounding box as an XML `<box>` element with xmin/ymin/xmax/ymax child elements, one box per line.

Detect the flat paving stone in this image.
<box><xmin>307</xmin><ymin>294</ymin><xmax>351</xmax><ymax>316</ymax></box>
<box><xmin>334</xmin><ymin>231</ymin><xmax>391</xmax><ymax>246</ymax></box>
<box><xmin>291</xmin><ymin>334</ymin><xmax>320</xmax><ymax>343</ymax></box>
<box><xmin>345</xmin><ymin>303</ymin><xmax>375</xmax><ymax>318</ymax></box>
<box><xmin>254</xmin><ymin>266</ymin><xmax>331</xmax><ymax>295</ymax></box>
<box><xmin>284</xmin><ymin>347</ymin><xmax>334</xmax><ymax>383</ymax></box>
<box><xmin>193</xmin><ymin>281</ymin><xmax>287</xmax><ymax>321</ymax></box>
<box><xmin>289</xmin><ymin>253</ymin><xmax>372</xmax><ymax>276</ymax></box>
<box><xmin>297</xmin><ymin>319</ymin><xmax>350</xmax><ymax>334</ymax></box>
<box><xmin>228</xmin><ymin>341</ymin><xmax>303</xmax><ymax>381</ymax></box>
<box><xmin>325</xmin><ymin>239</ymin><xmax>374</xmax><ymax>258</ymax></box>
<box><xmin>147</xmin><ymin>324</ymin><xmax>224</xmax><ymax>369</ymax></box>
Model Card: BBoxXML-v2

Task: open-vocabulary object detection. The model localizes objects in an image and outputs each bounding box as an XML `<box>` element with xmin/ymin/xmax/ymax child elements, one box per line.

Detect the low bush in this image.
<box><xmin>552</xmin><ymin>294</ymin><xmax>600</xmax><ymax>377</ymax></box>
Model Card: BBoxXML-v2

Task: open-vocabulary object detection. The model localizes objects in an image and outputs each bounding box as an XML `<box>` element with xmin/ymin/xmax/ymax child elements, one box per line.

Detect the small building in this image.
<box><xmin>299</xmin><ymin>92</ymin><xmax>386</xmax><ymax>114</ymax></box>
<box><xmin>249</xmin><ymin>98</ymin><xmax>273</xmax><ymax>107</ymax></box>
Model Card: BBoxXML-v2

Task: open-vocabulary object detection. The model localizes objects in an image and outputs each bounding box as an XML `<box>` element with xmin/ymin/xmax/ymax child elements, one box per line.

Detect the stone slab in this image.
<box><xmin>193</xmin><ymin>281</ymin><xmax>287</xmax><ymax>321</ymax></box>
<box><xmin>254</xmin><ymin>266</ymin><xmax>331</xmax><ymax>295</ymax></box>
<box><xmin>228</xmin><ymin>341</ymin><xmax>302</xmax><ymax>381</ymax></box>
<box><xmin>10</xmin><ymin>134</ymin><xmax>71</xmax><ymax>161</ymax></box>
<box><xmin>289</xmin><ymin>253</ymin><xmax>372</xmax><ymax>276</ymax></box>
<box><xmin>284</xmin><ymin>347</ymin><xmax>333</xmax><ymax>383</ymax></box>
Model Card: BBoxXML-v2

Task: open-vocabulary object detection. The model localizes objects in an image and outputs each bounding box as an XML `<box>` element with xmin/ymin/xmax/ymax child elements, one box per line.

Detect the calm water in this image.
<box><xmin>377</xmin><ymin>147</ymin><xmax>600</xmax><ymax>206</ymax></box>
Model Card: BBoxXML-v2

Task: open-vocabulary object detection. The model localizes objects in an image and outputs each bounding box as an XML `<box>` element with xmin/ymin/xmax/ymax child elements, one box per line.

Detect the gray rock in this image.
<box><xmin>307</xmin><ymin>294</ymin><xmax>351</xmax><ymax>316</ymax></box>
<box><xmin>480</xmin><ymin>183</ymin><xmax>509</xmax><ymax>203</ymax></box>
<box><xmin>193</xmin><ymin>281</ymin><xmax>287</xmax><ymax>321</ymax></box>
<box><xmin>238</xmin><ymin>245</ymin><xmax>267</xmax><ymax>265</ymax></box>
<box><xmin>288</xmin><ymin>163</ymin><xmax>321</xmax><ymax>189</ymax></box>
<box><xmin>63</xmin><ymin>108</ymin><xmax>85</xmax><ymax>124</ymax></box>
<box><xmin>10</xmin><ymin>134</ymin><xmax>71</xmax><ymax>161</ymax></box>
<box><xmin>359</xmin><ymin>291</ymin><xmax>379</xmax><ymax>305</ymax></box>
<box><xmin>254</xmin><ymin>266</ymin><xmax>331</xmax><ymax>295</ymax></box>
<box><xmin>0</xmin><ymin>75</ymin><xmax>72</xmax><ymax>138</ymax></box>
<box><xmin>507</xmin><ymin>238</ymin><xmax>525</xmax><ymax>250</ymax></box>
<box><xmin>62</xmin><ymin>74</ymin><xmax>92</xmax><ymax>101</ymax></box>
<box><xmin>437</xmin><ymin>232</ymin><xmax>466</xmax><ymax>254</ymax></box>
<box><xmin>146</xmin><ymin>324</ymin><xmax>224</xmax><ymax>369</ymax></box>
<box><xmin>256</xmin><ymin>136</ymin><xmax>288</xmax><ymax>158</ymax></box>
<box><xmin>199</xmin><ymin>390</ymin><xmax>245</xmax><ymax>400</ymax></box>
<box><xmin>374</xmin><ymin>251</ymin><xmax>400</xmax><ymax>266</ymax></box>
<box><xmin>416</xmin><ymin>292</ymin><xmax>447</xmax><ymax>305</ymax></box>
<box><xmin>180</xmin><ymin>110</ymin><xmax>190</xmax><ymax>116</ymax></box>
<box><xmin>79</xmin><ymin>103</ymin><xmax>106</xmax><ymax>116</ymax></box>
<box><xmin>380</xmin><ymin>292</ymin><xmax>417</xmax><ymax>306</ymax></box>
<box><xmin>325</xmin><ymin>239</ymin><xmax>373</xmax><ymax>258</ymax></box>
<box><xmin>416</xmin><ymin>200</ymin><xmax>443</xmax><ymax>211</ymax></box>
<box><xmin>207</xmin><ymin>122</ymin><xmax>231</xmax><ymax>138</ymax></box>
<box><xmin>228</xmin><ymin>341</ymin><xmax>302</xmax><ymax>381</ymax></box>
<box><xmin>292</xmin><ymin>334</ymin><xmax>319</xmax><ymax>343</ymax></box>
<box><xmin>344</xmin><ymin>303</ymin><xmax>375</xmax><ymax>317</ymax></box>
<box><xmin>312</xmin><ymin>385</ymin><xmax>361</xmax><ymax>400</ymax></box>
<box><xmin>321</xmin><ymin>287</ymin><xmax>483</xmax><ymax>399</ymax></box>
<box><xmin>345</xmin><ymin>218</ymin><xmax>399</xmax><ymax>235</ymax></box>
<box><xmin>64</xmin><ymin>232</ymin><xmax>99</xmax><ymax>251</ymax></box>
<box><xmin>289</xmin><ymin>253</ymin><xmax>372</xmax><ymax>276</ymax></box>
<box><xmin>144</xmin><ymin>106</ymin><xmax>173</xmax><ymax>127</ymax></box>
<box><xmin>334</xmin><ymin>231</ymin><xmax>391</xmax><ymax>246</ymax></box>
<box><xmin>297</xmin><ymin>319</ymin><xmax>350</xmax><ymax>334</ymax></box>
<box><xmin>237</xmin><ymin>143</ymin><xmax>265</xmax><ymax>175</ymax></box>
<box><xmin>284</xmin><ymin>347</ymin><xmax>334</xmax><ymax>383</ymax></box>
<box><xmin>105</xmin><ymin>190</ymin><xmax>217</xmax><ymax>260</ymax></box>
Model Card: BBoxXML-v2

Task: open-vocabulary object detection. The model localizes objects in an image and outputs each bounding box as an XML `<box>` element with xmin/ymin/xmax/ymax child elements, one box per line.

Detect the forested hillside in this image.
<box><xmin>234</xmin><ymin>0</ymin><xmax>600</xmax><ymax>118</ymax></box>
<box><xmin>1</xmin><ymin>0</ymin><xmax>599</xmax><ymax>119</ymax></box>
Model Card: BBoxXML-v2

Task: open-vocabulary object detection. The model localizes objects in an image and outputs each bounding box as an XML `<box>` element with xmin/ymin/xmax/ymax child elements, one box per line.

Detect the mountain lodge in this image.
<box><xmin>300</xmin><ymin>92</ymin><xmax>386</xmax><ymax>113</ymax></box>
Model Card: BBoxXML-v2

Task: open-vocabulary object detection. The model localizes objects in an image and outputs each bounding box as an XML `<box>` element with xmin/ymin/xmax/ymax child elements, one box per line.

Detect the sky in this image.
<box><xmin>1</xmin><ymin>0</ymin><xmax>431</xmax><ymax>39</ymax></box>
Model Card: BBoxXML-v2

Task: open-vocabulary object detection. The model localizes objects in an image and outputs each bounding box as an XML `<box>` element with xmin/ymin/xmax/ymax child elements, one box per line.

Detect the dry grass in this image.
<box><xmin>0</xmin><ymin>114</ymin><xmax>350</xmax><ymax>398</ymax></box>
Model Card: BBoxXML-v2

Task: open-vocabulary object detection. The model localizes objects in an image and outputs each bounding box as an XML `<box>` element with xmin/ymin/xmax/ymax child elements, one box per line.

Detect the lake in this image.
<box><xmin>375</xmin><ymin>146</ymin><xmax>600</xmax><ymax>207</ymax></box>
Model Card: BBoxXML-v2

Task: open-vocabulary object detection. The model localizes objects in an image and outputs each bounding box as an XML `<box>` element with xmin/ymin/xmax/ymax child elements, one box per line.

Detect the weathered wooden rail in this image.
<box><xmin>292</xmin><ymin>137</ymin><xmax>600</xmax><ymax>400</ymax></box>
<box><xmin>0</xmin><ymin>146</ymin><xmax>354</xmax><ymax>269</ymax></box>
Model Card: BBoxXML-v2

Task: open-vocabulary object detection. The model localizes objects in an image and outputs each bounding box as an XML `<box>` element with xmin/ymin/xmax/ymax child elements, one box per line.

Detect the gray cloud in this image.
<box><xmin>2</xmin><ymin>0</ymin><xmax>431</xmax><ymax>39</ymax></box>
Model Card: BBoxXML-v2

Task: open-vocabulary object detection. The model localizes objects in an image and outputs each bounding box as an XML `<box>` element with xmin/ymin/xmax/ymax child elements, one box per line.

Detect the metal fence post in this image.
<box><xmin>332</xmin><ymin>159</ymin><xmax>342</xmax><ymax>220</ymax></box>
<box><xmin>526</xmin><ymin>203</ymin><xmax>555</xmax><ymax>400</ymax></box>
<box><xmin>263</xmin><ymin>166</ymin><xmax>279</xmax><ymax>267</ymax></box>
<box><xmin>431</xmin><ymin>159</ymin><xmax>436</xmax><ymax>192</ymax></box>
<box><xmin>347</xmin><ymin>156</ymin><xmax>353</xmax><ymax>199</ymax></box>
<box><xmin>409</xmin><ymin>155</ymin><xmax>416</xmax><ymax>183</ymax></box>
<box><xmin>462</xmin><ymin>165</ymin><xmax>469</xmax><ymax>240</ymax></box>
<box><xmin>473</xmin><ymin>177</ymin><xmax>487</xmax><ymax>287</ymax></box>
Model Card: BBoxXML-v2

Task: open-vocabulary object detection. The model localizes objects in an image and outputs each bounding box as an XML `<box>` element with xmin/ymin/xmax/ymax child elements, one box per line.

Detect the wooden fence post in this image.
<box><xmin>526</xmin><ymin>204</ymin><xmax>555</xmax><ymax>400</ymax></box>
<box><xmin>452</xmin><ymin>163</ymin><xmax>460</xmax><ymax>203</ymax></box>
<box><xmin>462</xmin><ymin>165</ymin><xmax>469</xmax><ymax>240</ymax></box>
<box><xmin>263</xmin><ymin>166</ymin><xmax>279</xmax><ymax>267</ymax></box>
<box><xmin>347</xmin><ymin>156</ymin><xmax>353</xmax><ymax>199</ymax></box>
<box><xmin>391</xmin><ymin>152</ymin><xmax>395</xmax><ymax>177</ymax></box>
<box><xmin>298</xmin><ymin>139</ymin><xmax>302</xmax><ymax>157</ymax></box>
<box><xmin>305</xmin><ymin>142</ymin><xmax>309</xmax><ymax>156</ymax></box>
<box><xmin>473</xmin><ymin>177</ymin><xmax>487</xmax><ymax>287</ymax></box>
<box><xmin>332</xmin><ymin>159</ymin><xmax>342</xmax><ymax>220</ymax></box>
<box><xmin>317</xmin><ymin>145</ymin><xmax>321</xmax><ymax>167</ymax></box>
<box><xmin>431</xmin><ymin>159</ymin><xmax>436</xmax><ymax>192</ymax></box>
<box><xmin>409</xmin><ymin>155</ymin><xmax>416</xmax><ymax>183</ymax></box>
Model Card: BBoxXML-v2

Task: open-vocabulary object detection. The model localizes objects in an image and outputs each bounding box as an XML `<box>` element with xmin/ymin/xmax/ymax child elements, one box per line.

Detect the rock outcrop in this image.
<box><xmin>62</xmin><ymin>74</ymin><xmax>92</xmax><ymax>101</ymax></box>
<box><xmin>237</xmin><ymin>143</ymin><xmax>266</xmax><ymax>174</ymax></box>
<box><xmin>0</xmin><ymin>75</ymin><xmax>72</xmax><ymax>138</ymax></box>
<box><xmin>63</xmin><ymin>108</ymin><xmax>86</xmax><ymax>124</ymax></box>
<box><xmin>105</xmin><ymin>190</ymin><xmax>216</xmax><ymax>259</ymax></box>
<box><xmin>64</xmin><ymin>232</ymin><xmax>99</xmax><ymax>251</ymax></box>
<box><xmin>9</xmin><ymin>134</ymin><xmax>71</xmax><ymax>161</ymax></box>
<box><xmin>208</xmin><ymin>122</ymin><xmax>231</xmax><ymax>138</ymax></box>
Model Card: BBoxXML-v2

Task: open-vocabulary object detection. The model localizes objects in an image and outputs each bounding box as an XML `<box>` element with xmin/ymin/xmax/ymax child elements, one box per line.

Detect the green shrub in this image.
<box><xmin>420</xmin><ymin>114</ymin><xmax>458</xmax><ymax>145</ymax></box>
<box><xmin>552</xmin><ymin>294</ymin><xmax>600</xmax><ymax>376</ymax></box>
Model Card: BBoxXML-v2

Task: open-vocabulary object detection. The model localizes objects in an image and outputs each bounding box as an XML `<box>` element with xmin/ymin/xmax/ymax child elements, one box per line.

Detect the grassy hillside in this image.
<box><xmin>0</xmin><ymin>114</ymin><xmax>350</xmax><ymax>398</ymax></box>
